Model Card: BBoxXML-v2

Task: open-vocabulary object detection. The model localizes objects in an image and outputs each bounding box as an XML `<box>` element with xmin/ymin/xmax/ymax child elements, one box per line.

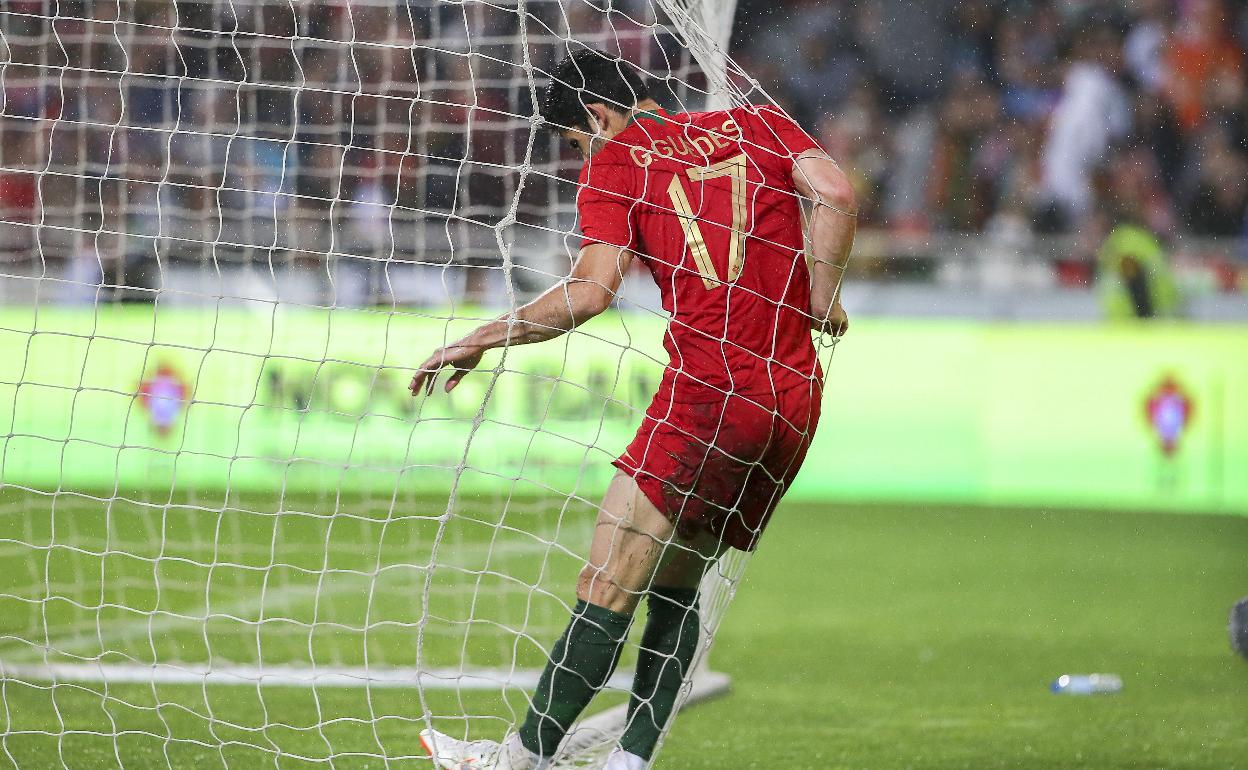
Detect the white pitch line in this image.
<box><xmin>6</xmin><ymin>540</ymin><xmax>569</xmax><ymax>664</ymax></box>
<box><xmin>0</xmin><ymin>660</ymin><xmax>639</xmax><ymax>693</ymax></box>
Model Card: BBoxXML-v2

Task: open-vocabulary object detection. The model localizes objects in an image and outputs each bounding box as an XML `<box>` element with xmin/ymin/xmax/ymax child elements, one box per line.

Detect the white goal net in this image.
<box><xmin>0</xmin><ymin>0</ymin><xmax>783</xmax><ymax>767</ymax></box>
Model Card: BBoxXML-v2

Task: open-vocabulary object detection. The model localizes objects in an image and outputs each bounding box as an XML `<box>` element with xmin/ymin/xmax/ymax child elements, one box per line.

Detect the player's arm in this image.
<box><xmin>409</xmin><ymin>243</ymin><xmax>634</xmax><ymax>395</ymax></box>
<box><xmin>792</xmin><ymin>150</ymin><xmax>857</xmax><ymax>336</ymax></box>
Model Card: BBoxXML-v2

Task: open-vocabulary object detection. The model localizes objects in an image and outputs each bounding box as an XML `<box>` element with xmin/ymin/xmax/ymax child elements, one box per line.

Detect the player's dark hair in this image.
<box><xmin>540</xmin><ymin>48</ymin><xmax>648</xmax><ymax>132</ymax></box>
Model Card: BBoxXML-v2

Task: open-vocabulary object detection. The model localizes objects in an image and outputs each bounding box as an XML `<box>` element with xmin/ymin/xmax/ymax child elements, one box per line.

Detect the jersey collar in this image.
<box><xmin>625</xmin><ymin>108</ymin><xmax>669</xmax><ymax>129</ymax></box>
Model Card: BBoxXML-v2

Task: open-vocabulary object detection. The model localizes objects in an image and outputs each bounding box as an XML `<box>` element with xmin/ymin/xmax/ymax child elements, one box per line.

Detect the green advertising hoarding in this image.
<box><xmin>1</xmin><ymin>307</ymin><xmax>1244</xmax><ymax>514</ymax></box>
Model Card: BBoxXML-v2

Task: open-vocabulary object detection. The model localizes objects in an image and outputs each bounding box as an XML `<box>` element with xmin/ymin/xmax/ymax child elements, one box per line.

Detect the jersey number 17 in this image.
<box><xmin>666</xmin><ymin>153</ymin><xmax>749</xmax><ymax>290</ymax></box>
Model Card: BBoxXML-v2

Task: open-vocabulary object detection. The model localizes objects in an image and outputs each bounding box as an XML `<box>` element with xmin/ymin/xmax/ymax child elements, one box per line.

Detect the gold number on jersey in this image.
<box><xmin>666</xmin><ymin>153</ymin><xmax>749</xmax><ymax>290</ymax></box>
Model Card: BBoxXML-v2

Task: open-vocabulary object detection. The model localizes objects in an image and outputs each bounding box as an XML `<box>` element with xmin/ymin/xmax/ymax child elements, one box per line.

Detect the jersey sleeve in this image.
<box><xmin>577</xmin><ymin>152</ymin><xmax>637</xmax><ymax>252</ymax></box>
<box><xmin>753</xmin><ymin>105</ymin><xmax>825</xmax><ymax>161</ymax></box>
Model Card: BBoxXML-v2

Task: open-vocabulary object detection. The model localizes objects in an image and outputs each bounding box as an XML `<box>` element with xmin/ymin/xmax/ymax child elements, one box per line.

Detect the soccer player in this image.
<box><xmin>411</xmin><ymin>48</ymin><xmax>856</xmax><ymax>770</ymax></box>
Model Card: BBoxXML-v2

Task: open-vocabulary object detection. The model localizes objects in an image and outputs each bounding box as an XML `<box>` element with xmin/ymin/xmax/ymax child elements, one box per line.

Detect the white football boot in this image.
<box><xmin>603</xmin><ymin>747</ymin><xmax>647</xmax><ymax>770</ymax></box>
<box><xmin>419</xmin><ymin>729</ymin><xmax>546</xmax><ymax>770</ymax></box>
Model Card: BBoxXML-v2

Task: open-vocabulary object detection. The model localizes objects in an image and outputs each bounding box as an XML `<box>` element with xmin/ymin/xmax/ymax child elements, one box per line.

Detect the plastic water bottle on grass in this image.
<box><xmin>1050</xmin><ymin>673</ymin><xmax>1123</xmax><ymax>695</ymax></box>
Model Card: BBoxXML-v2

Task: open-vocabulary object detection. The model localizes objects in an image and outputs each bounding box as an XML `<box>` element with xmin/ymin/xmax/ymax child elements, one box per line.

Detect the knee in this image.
<box><xmin>576</xmin><ymin>565</ymin><xmax>638</xmax><ymax>615</ymax></box>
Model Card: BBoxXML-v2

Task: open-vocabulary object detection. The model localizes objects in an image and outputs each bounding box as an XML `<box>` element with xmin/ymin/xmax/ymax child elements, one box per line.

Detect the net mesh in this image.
<box><xmin>0</xmin><ymin>1</ymin><xmax>787</xmax><ymax>767</ymax></box>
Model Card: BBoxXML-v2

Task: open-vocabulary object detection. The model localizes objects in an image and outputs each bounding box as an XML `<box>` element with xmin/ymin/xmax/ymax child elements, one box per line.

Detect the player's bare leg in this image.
<box><xmin>578</xmin><ymin>471</ymin><xmax>683</xmax><ymax>613</ymax></box>
<box><xmin>509</xmin><ymin>471</ymin><xmax>677</xmax><ymax>764</ymax></box>
<box><xmin>423</xmin><ymin>472</ymin><xmax>694</xmax><ymax>768</ymax></box>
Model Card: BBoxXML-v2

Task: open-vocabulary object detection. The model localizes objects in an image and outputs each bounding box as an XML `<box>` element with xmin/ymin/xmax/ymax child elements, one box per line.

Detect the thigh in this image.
<box><xmin>580</xmin><ymin>471</ymin><xmax>678</xmax><ymax>613</ymax></box>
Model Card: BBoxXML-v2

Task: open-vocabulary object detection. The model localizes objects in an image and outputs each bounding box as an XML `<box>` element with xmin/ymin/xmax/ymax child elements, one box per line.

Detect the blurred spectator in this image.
<box><xmin>1205</xmin><ymin>56</ymin><xmax>1248</xmax><ymax>147</ymax></box>
<box><xmin>1105</xmin><ymin>144</ymin><xmax>1176</xmax><ymax>236</ymax></box>
<box><xmin>814</xmin><ymin>82</ymin><xmax>890</xmax><ymax>226</ymax></box>
<box><xmin>946</xmin><ymin>1</ymin><xmax>1000</xmax><ymax>78</ymax></box>
<box><xmin>0</xmin><ymin>127</ymin><xmax>39</xmax><ymax>260</ymax></box>
<box><xmin>1041</xmin><ymin>24</ymin><xmax>1132</xmax><ymax>228</ymax></box>
<box><xmin>926</xmin><ymin>70</ymin><xmax>1001</xmax><ymax>231</ymax></box>
<box><xmin>1097</xmin><ymin>223</ymin><xmax>1181</xmax><ymax>319</ymax></box>
<box><xmin>1133</xmin><ymin>91</ymin><xmax>1187</xmax><ymax>186</ymax></box>
<box><xmin>1184</xmin><ymin>128</ymin><xmax>1248</xmax><ymax>236</ymax></box>
<box><xmin>994</xmin><ymin>10</ymin><xmax>1061</xmax><ymax>123</ymax></box>
<box><xmin>1125</xmin><ymin>0</ymin><xmax>1172</xmax><ymax>93</ymax></box>
<box><xmin>1163</xmin><ymin>0</ymin><xmax>1244</xmax><ymax>133</ymax></box>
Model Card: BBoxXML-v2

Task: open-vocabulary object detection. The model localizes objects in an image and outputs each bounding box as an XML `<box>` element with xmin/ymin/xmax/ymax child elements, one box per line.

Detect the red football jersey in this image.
<box><xmin>577</xmin><ymin>106</ymin><xmax>823</xmax><ymax>402</ymax></box>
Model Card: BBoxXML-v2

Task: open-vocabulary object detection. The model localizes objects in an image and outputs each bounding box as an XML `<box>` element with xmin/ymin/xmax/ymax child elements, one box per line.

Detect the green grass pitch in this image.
<box><xmin>0</xmin><ymin>488</ymin><xmax>1244</xmax><ymax>769</ymax></box>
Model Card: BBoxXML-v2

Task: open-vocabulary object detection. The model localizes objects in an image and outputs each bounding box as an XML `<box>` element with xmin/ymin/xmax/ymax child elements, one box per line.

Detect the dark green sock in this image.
<box><xmin>519</xmin><ymin>600</ymin><xmax>632</xmax><ymax>758</ymax></box>
<box><xmin>620</xmin><ymin>586</ymin><xmax>700</xmax><ymax>760</ymax></box>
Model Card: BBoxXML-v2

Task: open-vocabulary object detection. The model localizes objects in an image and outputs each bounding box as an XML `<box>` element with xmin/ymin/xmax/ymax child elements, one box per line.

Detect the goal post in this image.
<box><xmin>0</xmin><ymin>0</ymin><xmax>772</xmax><ymax>766</ymax></box>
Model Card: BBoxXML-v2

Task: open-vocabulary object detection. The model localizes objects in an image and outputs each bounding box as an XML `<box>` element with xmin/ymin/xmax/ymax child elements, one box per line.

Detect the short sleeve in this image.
<box><xmin>577</xmin><ymin>154</ymin><xmax>637</xmax><ymax>252</ymax></box>
<box><xmin>753</xmin><ymin>105</ymin><xmax>825</xmax><ymax>161</ymax></box>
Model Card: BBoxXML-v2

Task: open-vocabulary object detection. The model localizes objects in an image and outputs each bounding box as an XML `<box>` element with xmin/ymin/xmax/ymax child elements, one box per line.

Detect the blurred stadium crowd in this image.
<box><xmin>0</xmin><ymin>0</ymin><xmax>1244</xmax><ymax>310</ymax></box>
<box><xmin>736</xmin><ymin>0</ymin><xmax>1248</xmax><ymax>245</ymax></box>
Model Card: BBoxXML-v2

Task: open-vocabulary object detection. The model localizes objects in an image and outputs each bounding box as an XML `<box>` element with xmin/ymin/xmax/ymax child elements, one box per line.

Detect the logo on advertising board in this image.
<box><xmin>1144</xmin><ymin>374</ymin><xmax>1193</xmax><ymax>458</ymax></box>
<box><xmin>137</xmin><ymin>363</ymin><xmax>189</xmax><ymax>437</ymax></box>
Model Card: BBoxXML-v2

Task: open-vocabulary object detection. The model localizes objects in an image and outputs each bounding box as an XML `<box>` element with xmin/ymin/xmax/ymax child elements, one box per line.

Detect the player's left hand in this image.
<box><xmin>813</xmin><ymin>301</ymin><xmax>849</xmax><ymax>337</ymax></box>
<box><xmin>825</xmin><ymin>301</ymin><xmax>849</xmax><ymax>337</ymax></box>
<box><xmin>410</xmin><ymin>342</ymin><xmax>485</xmax><ymax>396</ymax></box>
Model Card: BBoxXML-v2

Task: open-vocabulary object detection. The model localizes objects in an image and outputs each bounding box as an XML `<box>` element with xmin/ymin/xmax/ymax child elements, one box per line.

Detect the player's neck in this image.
<box><xmin>625</xmin><ymin>100</ymin><xmax>665</xmax><ymax>127</ymax></box>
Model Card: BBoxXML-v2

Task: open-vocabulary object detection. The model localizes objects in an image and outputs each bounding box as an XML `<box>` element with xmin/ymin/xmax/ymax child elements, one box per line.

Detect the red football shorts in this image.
<box><xmin>612</xmin><ymin>383</ymin><xmax>821</xmax><ymax>552</ymax></box>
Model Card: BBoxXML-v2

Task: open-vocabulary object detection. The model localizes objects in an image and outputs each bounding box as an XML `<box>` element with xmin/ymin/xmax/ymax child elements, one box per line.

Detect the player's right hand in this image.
<box><xmin>410</xmin><ymin>342</ymin><xmax>485</xmax><ymax>397</ymax></box>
